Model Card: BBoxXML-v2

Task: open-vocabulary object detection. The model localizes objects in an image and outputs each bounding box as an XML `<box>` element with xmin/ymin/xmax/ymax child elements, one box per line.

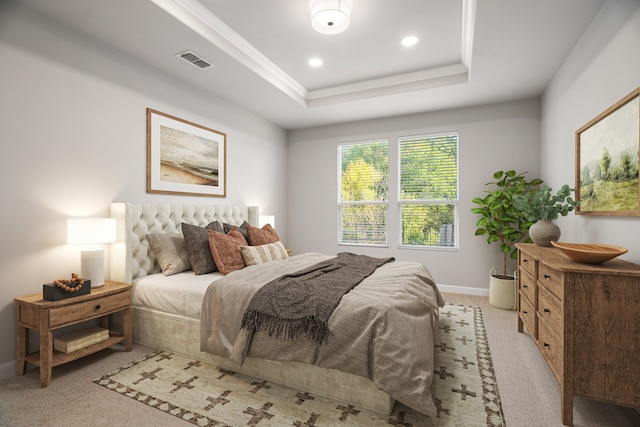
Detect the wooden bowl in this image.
<box><xmin>550</xmin><ymin>241</ymin><xmax>628</xmax><ymax>264</ymax></box>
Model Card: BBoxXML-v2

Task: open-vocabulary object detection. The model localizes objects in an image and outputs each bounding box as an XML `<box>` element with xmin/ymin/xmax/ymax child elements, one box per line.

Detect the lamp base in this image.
<box><xmin>81</xmin><ymin>248</ymin><xmax>105</xmax><ymax>288</ymax></box>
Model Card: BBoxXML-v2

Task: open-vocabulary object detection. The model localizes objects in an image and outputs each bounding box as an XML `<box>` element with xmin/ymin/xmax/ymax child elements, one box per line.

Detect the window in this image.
<box><xmin>338</xmin><ymin>140</ymin><xmax>388</xmax><ymax>245</ymax></box>
<box><xmin>399</xmin><ymin>133</ymin><xmax>458</xmax><ymax>247</ymax></box>
<box><xmin>338</xmin><ymin>132</ymin><xmax>458</xmax><ymax>249</ymax></box>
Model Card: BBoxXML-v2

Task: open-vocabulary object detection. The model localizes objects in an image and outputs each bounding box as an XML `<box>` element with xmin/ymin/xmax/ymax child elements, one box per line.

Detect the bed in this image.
<box><xmin>109</xmin><ymin>202</ymin><xmax>444</xmax><ymax>416</ymax></box>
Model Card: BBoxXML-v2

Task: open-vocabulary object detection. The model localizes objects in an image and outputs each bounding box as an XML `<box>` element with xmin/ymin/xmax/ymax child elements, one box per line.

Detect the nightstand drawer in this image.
<box><xmin>519</xmin><ymin>268</ymin><xmax>536</xmax><ymax>304</ymax></box>
<box><xmin>538</xmin><ymin>263</ymin><xmax>562</xmax><ymax>300</ymax></box>
<box><xmin>49</xmin><ymin>292</ymin><xmax>130</xmax><ymax>328</ymax></box>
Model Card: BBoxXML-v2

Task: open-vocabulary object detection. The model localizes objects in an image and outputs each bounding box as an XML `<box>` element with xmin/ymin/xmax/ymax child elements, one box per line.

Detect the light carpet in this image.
<box><xmin>94</xmin><ymin>304</ymin><xmax>504</xmax><ymax>426</ymax></box>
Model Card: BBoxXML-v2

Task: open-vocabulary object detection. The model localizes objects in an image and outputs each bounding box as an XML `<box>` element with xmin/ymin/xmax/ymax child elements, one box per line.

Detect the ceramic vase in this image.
<box><xmin>529</xmin><ymin>220</ymin><xmax>560</xmax><ymax>247</ymax></box>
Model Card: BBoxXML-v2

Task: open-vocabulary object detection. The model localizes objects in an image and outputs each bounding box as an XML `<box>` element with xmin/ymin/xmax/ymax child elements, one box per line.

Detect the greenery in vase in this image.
<box><xmin>471</xmin><ymin>170</ymin><xmax>542</xmax><ymax>277</ymax></box>
<box><xmin>512</xmin><ymin>184</ymin><xmax>579</xmax><ymax>222</ymax></box>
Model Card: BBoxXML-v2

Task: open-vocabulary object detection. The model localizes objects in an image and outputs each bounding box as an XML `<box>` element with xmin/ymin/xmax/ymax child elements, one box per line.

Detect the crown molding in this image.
<box><xmin>151</xmin><ymin>0</ymin><xmax>476</xmax><ymax>108</ymax></box>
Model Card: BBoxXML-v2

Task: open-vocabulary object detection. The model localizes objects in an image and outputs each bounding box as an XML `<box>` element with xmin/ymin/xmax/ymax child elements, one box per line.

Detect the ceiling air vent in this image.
<box><xmin>176</xmin><ymin>50</ymin><xmax>213</xmax><ymax>70</ymax></box>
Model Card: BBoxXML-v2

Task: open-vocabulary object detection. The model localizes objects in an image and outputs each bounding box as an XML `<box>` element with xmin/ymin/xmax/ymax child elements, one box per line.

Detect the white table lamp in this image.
<box><xmin>67</xmin><ymin>218</ymin><xmax>116</xmax><ymax>288</ymax></box>
<box><xmin>259</xmin><ymin>215</ymin><xmax>275</xmax><ymax>229</ymax></box>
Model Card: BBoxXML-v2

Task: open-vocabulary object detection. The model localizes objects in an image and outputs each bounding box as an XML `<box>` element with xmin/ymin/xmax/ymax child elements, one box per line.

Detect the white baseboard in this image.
<box><xmin>437</xmin><ymin>283</ymin><xmax>489</xmax><ymax>297</ymax></box>
<box><xmin>0</xmin><ymin>359</ymin><xmax>16</xmax><ymax>381</ymax></box>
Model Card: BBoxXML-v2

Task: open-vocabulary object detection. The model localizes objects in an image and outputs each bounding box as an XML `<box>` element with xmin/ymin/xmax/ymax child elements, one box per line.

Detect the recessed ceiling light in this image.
<box><xmin>309</xmin><ymin>58</ymin><xmax>323</xmax><ymax>67</ymax></box>
<box><xmin>401</xmin><ymin>36</ymin><xmax>418</xmax><ymax>47</ymax></box>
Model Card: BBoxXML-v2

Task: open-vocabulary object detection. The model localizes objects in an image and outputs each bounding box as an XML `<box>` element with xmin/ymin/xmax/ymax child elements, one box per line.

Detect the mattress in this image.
<box><xmin>133</xmin><ymin>271</ymin><xmax>223</xmax><ymax>319</ymax></box>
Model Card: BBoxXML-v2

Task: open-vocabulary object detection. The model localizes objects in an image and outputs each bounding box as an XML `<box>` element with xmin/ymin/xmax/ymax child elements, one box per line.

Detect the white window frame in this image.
<box><xmin>397</xmin><ymin>131</ymin><xmax>459</xmax><ymax>250</ymax></box>
<box><xmin>337</xmin><ymin>132</ymin><xmax>459</xmax><ymax>250</ymax></box>
<box><xmin>337</xmin><ymin>139</ymin><xmax>389</xmax><ymax>247</ymax></box>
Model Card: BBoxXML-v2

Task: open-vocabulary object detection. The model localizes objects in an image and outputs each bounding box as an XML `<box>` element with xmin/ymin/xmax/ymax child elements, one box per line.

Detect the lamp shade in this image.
<box><xmin>259</xmin><ymin>215</ymin><xmax>275</xmax><ymax>229</ymax></box>
<box><xmin>67</xmin><ymin>218</ymin><xmax>116</xmax><ymax>245</ymax></box>
<box><xmin>310</xmin><ymin>0</ymin><xmax>352</xmax><ymax>35</ymax></box>
<box><xmin>67</xmin><ymin>218</ymin><xmax>116</xmax><ymax>288</ymax></box>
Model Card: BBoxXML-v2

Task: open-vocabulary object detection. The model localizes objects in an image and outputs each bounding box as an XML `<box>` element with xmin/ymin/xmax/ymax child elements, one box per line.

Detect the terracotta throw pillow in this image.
<box><xmin>247</xmin><ymin>224</ymin><xmax>280</xmax><ymax>246</ymax></box>
<box><xmin>208</xmin><ymin>228</ymin><xmax>248</xmax><ymax>274</ymax></box>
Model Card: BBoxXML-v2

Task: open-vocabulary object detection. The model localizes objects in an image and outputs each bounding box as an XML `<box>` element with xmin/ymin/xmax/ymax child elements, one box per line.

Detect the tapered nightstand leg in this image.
<box><xmin>39</xmin><ymin>314</ymin><xmax>53</xmax><ymax>387</ymax></box>
<box><xmin>123</xmin><ymin>307</ymin><xmax>132</xmax><ymax>351</ymax></box>
<box><xmin>15</xmin><ymin>325</ymin><xmax>27</xmax><ymax>375</ymax></box>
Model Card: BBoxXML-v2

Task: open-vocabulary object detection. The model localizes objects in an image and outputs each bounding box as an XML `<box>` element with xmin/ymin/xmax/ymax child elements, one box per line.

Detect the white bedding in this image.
<box><xmin>133</xmin><ymin>271</ymin><xmax>224</xmax><ymax>319</ymax></box>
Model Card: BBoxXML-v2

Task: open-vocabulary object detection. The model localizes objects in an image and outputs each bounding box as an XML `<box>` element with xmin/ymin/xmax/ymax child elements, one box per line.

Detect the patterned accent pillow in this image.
<box><xmin>208</xmin><ymin>228</ymin><xmax>248</xmax><ymax>274</ymax></box>
<box><xmin>240</xmin><ymin>241</ymin><xmax>289</xmax><ymax>266</ymax></box>
<box><xmin>181</xmin><ymin>221</ymin><xmax>224</xmax><ymax>275</ymax></box>
<box><xmin>223</xmin><ymin>221</ymin><xmax>249</xmax><ymax>241</ymax></box>
<box><xmin>246</xmin><ymin>224</ymin><xmax>280</xmax><ymax>246</ymax></box>
<box><xmin>146</xmin><ymin>233</ymin><xmax>191</xmax><ymax>276</ymax></box>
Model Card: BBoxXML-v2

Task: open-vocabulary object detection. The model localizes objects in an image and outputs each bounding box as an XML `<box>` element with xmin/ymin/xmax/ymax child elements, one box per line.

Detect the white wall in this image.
<box><xmin>0</xmin><ymin>6</ymin><xmax>287</xmax><ymax>378</ymax></box>
<box><xmin>287</xmin><ymin>98</ymin><xmax>541</xmax><ymax>292</ymax></box>
<box><xmin>540</xmin><ymin>0</ymin><xmax>640</xmax><ymax>262</ymax></box>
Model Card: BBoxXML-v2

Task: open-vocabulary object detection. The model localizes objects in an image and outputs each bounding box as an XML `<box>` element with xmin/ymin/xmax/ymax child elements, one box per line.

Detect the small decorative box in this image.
<box><xmin>43</xmin><ymin>280</ymin><xmax>91</xmax><ymax>301</ymax></box>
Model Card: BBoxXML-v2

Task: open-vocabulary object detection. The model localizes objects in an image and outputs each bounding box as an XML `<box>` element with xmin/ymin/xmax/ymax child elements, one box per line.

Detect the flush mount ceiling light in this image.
<box><xmin>401</xmin><ymin>36</ymin><xmax>419</xmax><ymax>47</ymax></box>
<box><xmin>310</xmin><ymin>0</ymin><xmax>352</xmax><ymax>35</ymax></box>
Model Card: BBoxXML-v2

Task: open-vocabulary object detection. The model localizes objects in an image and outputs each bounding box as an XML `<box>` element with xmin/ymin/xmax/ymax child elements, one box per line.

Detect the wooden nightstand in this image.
<box><xmin>14</xmin><ymin>280</ymin><xmax>132</xmax><ymax>387</ymax></box>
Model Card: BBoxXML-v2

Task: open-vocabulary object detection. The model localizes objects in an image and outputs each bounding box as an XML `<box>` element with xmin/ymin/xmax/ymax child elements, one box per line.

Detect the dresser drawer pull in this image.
<box><xmin>544</xmin><ymin>274</ymin><xmax>551</xmax><ymax>279</ymax></box>
<box><xmin>95</xmin><ymin>304</ymin><xmax>101</xmax><ymax>310</ymax></box>
<box><xmin>544</xmin><ymin>308</ymin><xmax>550</xmax><ymax>313</ymax></box>
<box><xmin>543</xmin><ymin>342</ymin><xmax>550</xmax><ymax>348</ymax></box>
<box><xmin>523</xmin><ymin>284</ymin><xmax>528</xmax><ymax>288</ymax></box>
<box><xmin>523</xmin><ymin>310</ymin><xmax>528</xmax><ymax>314</ymax></box>
<box><xmin>523</xmin><ymin>259</ymin><xmax>529</xmax><ymax>263</ymax></box>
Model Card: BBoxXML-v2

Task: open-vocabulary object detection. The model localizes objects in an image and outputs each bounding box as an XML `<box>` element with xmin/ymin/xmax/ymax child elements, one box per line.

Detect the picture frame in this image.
<box><xmin>147</xmin><ymin>108</ymin><xmax>226</xmax><ymax>197</ymax></box>
<box><xmin>575</xmin><ymin>87</ymin><xmax>640</xmax><ymax>216</ymax></box>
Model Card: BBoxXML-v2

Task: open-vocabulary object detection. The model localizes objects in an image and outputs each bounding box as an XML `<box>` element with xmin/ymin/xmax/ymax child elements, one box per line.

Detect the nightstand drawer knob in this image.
<box><xmin>95</xmin><ymin>304</ymin><xmax>101</xmax><ymax>310</ymax></box>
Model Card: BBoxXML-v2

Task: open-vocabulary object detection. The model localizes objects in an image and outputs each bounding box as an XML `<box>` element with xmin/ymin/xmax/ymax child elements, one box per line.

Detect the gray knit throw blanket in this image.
<box><xmin>240</xmin><ymin>252</ymin><xmax>394</xmax><ymax>344</ymax></box>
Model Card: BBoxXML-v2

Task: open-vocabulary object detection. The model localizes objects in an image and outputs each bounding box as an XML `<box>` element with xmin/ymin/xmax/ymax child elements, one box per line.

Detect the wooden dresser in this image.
<box><xmin>516</xmin><ymin>243</ymin><xmax>640</xmax><ymax>426</ymax></box>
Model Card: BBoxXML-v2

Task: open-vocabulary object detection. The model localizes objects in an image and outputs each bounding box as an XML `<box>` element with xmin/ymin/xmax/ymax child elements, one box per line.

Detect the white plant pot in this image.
<box><xmin>489</xmin><ymin>268</ymin><xmax>517</xmax><ymax>310</ymax></box>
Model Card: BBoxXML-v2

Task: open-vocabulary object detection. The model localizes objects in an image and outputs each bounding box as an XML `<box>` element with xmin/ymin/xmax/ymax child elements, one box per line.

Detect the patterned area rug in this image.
<box><xmin>94</xmin><ymin>304</ymin><xmax>504</xmax><ymax>426</ymax></box>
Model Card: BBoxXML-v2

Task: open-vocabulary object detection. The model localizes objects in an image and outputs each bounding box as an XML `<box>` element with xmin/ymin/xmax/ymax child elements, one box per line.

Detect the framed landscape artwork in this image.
<box><xmin>147</xmin><ymin>108</ymin><xmax>226</xmax><ymax>197</ymax></box>
<box><xmin>575</xmin><ymin>87</ymin><xmax>640</xmax><ymax>216</ymax></box>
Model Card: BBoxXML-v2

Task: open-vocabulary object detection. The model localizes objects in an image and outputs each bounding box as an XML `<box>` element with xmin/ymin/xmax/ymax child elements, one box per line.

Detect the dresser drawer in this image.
<box><xmin>538</xmin><ymin>263</ymin><xmax>563</xmax><ymax>300</ymax></box>
<box><xmin>538</xmin><ymin>315</ymin><xmax>562</xmax><ymax>383</ymax></box>
<box><xmin>519</xmin><ymin>293</ymin><xmax>537</xmax><ymax>337</ymax></box>
<box><xmin>538</xmin><ymin>283</ymin><xmax>562</xmax><ymax>336</ymax></box>
<box><xmin>519</xmin><ymin>268</ymin><xmax>536</xmax><ymax>304</ymax></box>
<box><xmin>519</xmin><ymin>252</ymin><xmax>536</xmax><ymax>276</ymax></box>
<box><xmin>49</xmin><ymin>292</ymin><xmax>130</xmax><ymax>328</ymax></box>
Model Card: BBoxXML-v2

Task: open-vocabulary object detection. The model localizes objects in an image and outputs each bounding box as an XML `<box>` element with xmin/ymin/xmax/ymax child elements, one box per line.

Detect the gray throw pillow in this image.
<box><xmin>182</xmin><ymin>221</ymin><xmax>224</xmax><ymax>275</ymax></box>
<box><xmin>223</xmin><ymin>221</ymin><xmax>250</xmax><ymax>242</ymax></box>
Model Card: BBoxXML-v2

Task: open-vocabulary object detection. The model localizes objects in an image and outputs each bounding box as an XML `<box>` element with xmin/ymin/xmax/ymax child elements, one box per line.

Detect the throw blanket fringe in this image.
<box><xmin>240</xmin><ymin>252</ymin><xmax>394</xmax><ymax>344</ymax></box>
<box><xmin>241</xmin><ymin>312</ymin><xmax>330</xmax><ymax>344</ymax></box>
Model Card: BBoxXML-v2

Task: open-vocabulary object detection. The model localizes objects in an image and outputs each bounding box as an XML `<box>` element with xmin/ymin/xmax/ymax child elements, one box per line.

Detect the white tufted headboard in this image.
<box><xmin>110</xmin><ymin>202</ymin><xmax>259</xmax><ymax>283</ymax></box>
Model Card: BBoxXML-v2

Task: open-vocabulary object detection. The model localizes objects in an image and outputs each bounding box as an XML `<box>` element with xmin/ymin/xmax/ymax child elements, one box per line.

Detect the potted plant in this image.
<box><xmin>512</xmin><ymin>184</ymin><xmax>578</xmax><ymax>247</ymax></box>
<box><xmin>471</xmin><ymin>170</ymin><xmax>543</xmax><ymax>309</ymax></box>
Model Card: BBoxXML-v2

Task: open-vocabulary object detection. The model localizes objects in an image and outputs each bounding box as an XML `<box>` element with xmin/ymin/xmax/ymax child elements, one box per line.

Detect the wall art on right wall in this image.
<box><xmin>575</xmin><ymin>87</ymin><xmax>640</xmax><ymax>216</ymax></box>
